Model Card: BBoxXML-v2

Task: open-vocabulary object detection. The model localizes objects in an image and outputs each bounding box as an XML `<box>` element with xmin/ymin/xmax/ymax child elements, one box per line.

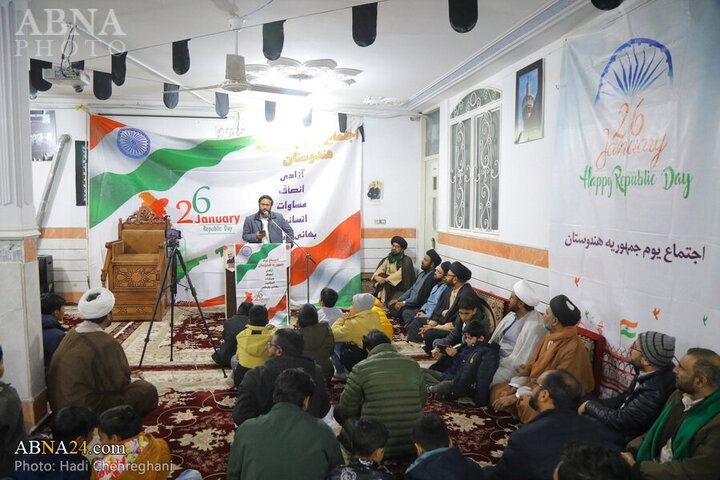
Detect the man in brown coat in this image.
<box><xmin>47</xmin><ymin>288</ymin><xmax>158</xmax><ymax>415</ymax></box>
<box><xmin>490</xmin><ymin>294</ymin><xmax>594</xmax><ymax>423</ymax></box>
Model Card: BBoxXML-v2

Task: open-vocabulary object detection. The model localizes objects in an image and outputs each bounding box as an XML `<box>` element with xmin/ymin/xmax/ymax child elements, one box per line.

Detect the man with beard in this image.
<box><xmin>489</xmin><ymin>280</ymin><xmax>547</xmax><ymax>387</ymax></box>
<box><xmin>490</xmin><ymin>294</ymin><xmax>594</xmax><ymax>424</ymax></box>
<box><xmin>387</xmin><ymin>249</ymin><xmax>441</xmax><ymax>320</ymax></box>
<box><xmin>405</xmin><ymin>262</ymin><xmax>451</xmax><ymax>343</ymax></box>
<box><xmin>242</xmin><ymin>195</ymin><xmax>294</xmax><ymax>243</ymax></box>
<box><xmin>484</xmin><ymin>369</ymin><xmax>617</xmax><ymax>480</ymax></box>
<box><xmin>579</xmin><ymin>331</ymin><xmax>676</xmax><ymax>444</ymax></box>
<box><xmin>371</xmin><ymin>236</ymin><xmax>416</xmax><ymax>305</ymax></box>
<box><xmin>414</xmin><ymin>262</ymin><xmax>476</xmax><ymax>351</ymax></box>
<box><xmin>624</xmin><ymin>348</ymin><xmax>720</xmax><ymax>480</ymax></box>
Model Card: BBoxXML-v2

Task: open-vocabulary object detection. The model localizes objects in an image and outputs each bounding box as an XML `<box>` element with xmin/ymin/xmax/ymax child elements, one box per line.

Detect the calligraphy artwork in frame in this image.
<box><xmin>515</xmin><ymin>59</ymin><xmax>544</xmax><ymax>144</ymax></box>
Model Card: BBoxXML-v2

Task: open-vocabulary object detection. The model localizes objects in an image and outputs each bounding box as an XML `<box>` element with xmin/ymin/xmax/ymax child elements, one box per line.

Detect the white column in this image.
<box><xmin>0</xmin><ymin>0</ymin><xmax>46</xmax><ymax>430</ymax></box>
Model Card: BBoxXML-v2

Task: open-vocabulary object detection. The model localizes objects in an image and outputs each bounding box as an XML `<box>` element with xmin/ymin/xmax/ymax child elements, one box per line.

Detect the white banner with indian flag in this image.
<box><xmin>88</xmin><ymin>115</ymin><xmax>362</xmax><ymax>309</ymax></box>
<box><xmin>549</xmin><ymin>0</ymin><xmax>720</xmax><ymax>396</ymax></box>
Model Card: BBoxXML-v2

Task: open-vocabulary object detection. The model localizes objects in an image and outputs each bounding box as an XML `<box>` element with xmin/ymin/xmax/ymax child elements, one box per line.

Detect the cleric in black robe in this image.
<box><xmin>371</xmin><ymin>236</ymin><xmax>416</xmax><ymax>305</ymax></box>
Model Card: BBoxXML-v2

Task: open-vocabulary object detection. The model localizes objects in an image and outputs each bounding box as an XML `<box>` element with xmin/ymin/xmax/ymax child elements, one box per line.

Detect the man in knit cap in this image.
<box><xmin>490</xmin><ymin>294</ymin><xmax>594</xmax><ymax>423</ymax></box>
<box><xmin>579</xmin><ymin>331</ymin><xmax>676</xmax><ymax>443</ymax></box>
<box><xmin>490</xmin><ymin>279</ymin><xmax>548</xmax><ymax>387</ymax></box>
<box><xmin>47</xmin><ymin>288</ymin><xmax>158</xmax><ymax>415</ymax></box>
<box><xmin>371</xmin><ymin>236</ymin><xmax>416</xmax><ymax>305</ymax></box>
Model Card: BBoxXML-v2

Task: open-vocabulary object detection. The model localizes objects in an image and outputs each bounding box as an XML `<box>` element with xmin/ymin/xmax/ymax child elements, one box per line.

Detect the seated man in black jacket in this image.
<box><xmin>232</xmin><ymin>328</ymin><xmax>330</xmax><ymax>426</ymax></box>
<box><xmin>579</xmin><ymin>331</ymin><xmax>676</xmax><ymax>444</ymax></box>
<box><xmin>212</xmin><ymin>301</ymin><xmax>253</xmax><ymax>368</ymax></box>
<box><xmin>387</xmin><ymin>249</ymin><xmax>441</xmax><ymax>320</ymax></box>
<box><xmin>484</xmin><ymin>369</ymin><xmax>617</xmax><ymax>480</ymax></box>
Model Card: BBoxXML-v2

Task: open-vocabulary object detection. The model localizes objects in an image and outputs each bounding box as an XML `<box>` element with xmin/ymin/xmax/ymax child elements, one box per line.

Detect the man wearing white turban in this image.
<box><xmin>47</xmin><ymin>288</ymin><xmax>158</xmax><ymax>415</ymax></box>
<box><xmin>488</xmin><ymin>280</ymin><xmax>546</xmax><ymax>387</ymax></box>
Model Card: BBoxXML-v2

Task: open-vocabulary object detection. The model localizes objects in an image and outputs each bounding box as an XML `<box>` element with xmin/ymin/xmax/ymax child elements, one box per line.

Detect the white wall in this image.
<box><xmin>360</xmin><ymin>117</ymin><xmax>421</xmax><ymax>271</ymax></box>
<box><xmin>432</xmin><ymin>39</ymin><xmax>566</xmax><ymax>307</ymax></box>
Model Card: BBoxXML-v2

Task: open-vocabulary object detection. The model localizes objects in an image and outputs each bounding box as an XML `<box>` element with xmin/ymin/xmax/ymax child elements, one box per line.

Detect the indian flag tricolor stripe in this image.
<box><xmin>235</xmin><ymin>244</ymin><xmax>278</xmax><ymax>283</ymax></box>
<box><xmin>89</xmin><ymin>132</ymin><xmax>257</xmax><ymax>227</ymax></box>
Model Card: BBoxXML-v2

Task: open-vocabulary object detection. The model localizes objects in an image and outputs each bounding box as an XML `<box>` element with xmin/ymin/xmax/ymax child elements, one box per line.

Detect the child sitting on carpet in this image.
<box><xmin>326</xmin><ymin>417</ymin><xmax>394</xmax><ymax>480</ymax></box>
<box><xmin>318</xmin><ymin>288</ymin><xmax>343</xmax><ymax>327</ymax></box>
<box><xmin>92</xmin><ymin>405</ymin><xmax>192</xmax><ymax>480</ymax></box>
<box><xmin>232</xmin><ymin>304</ymin><xmax>275</xmax><ymax>387</ymax></box>
<box><xmin>425</xmin><ymin>319</ymin><xmax>499</xmax><ymax>406</ymax></box>
<box><xmin>405</xmin><ymin>414</ymin><xmax>483</xmax><ymax>480</ymax></box>
<box><xmin>16</xmin><ymin>406</ymin><xmax>96</xmax><ymax>480</ymax></box>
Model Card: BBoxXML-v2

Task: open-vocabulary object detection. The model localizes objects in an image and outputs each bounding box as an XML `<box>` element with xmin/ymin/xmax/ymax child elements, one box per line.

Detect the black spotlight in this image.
<box><xmin>591</xmin><ymin>0</ymin><xmax>624</xmax><ymax>10</ymax></box>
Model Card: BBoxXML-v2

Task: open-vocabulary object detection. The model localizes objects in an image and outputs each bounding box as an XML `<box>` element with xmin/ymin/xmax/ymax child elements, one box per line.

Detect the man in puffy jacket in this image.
<box><xmin>336</xmin><ymin>330</ymin><xmax>426</xmax><ymax>459</ymax></box>
<box><xmin>232</xmin><ymin>328</ymin><xmax>329</xmax><ymax>426</ymax></box>
<box><xmin>331</xmin><ymin>293</ymin><xmax>381</xmax><ymax>378</ymax></box>
<box><xmin>579</xmin><ymin>331</ymin><xmax>676</xmax><ymax>443</ymax></box>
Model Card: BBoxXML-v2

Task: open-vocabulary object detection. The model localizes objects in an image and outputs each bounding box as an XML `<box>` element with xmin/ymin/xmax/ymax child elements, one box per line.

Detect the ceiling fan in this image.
<box><xmin>166</xmin><ymin>54</ymin><xmax>311</xmax><ymax>97</ymax></box>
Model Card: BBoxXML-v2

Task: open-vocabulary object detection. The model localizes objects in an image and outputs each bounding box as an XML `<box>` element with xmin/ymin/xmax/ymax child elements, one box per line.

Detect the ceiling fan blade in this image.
<box><xmin>248</xmin><ymin>84</ymin><xmax>311</xmax><ymax>96</ymax></box>
<box><xmin>163</xmin><ymin>84</ymin><xmax>222</xmax><ymax>94</ymax></box>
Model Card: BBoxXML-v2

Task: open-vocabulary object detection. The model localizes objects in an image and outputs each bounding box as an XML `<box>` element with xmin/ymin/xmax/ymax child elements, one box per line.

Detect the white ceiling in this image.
<box><xmin>27</xmin><ymin>0</ymin><xmax>599</xmax><ymax>114</ymax></box>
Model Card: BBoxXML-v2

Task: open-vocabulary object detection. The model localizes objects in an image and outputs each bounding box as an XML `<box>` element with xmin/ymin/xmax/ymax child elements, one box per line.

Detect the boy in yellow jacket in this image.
<box><xmin>233</xmin><ymin>305</ymin><xmax>275</xmax><ymax>385</ymax></box>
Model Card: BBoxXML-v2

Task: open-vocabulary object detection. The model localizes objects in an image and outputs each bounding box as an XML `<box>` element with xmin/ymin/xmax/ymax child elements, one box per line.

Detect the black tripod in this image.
<box><xmin>139</xmin><ymin>238</ymin><xmax>225</xmax><ymax>377</ymax></box>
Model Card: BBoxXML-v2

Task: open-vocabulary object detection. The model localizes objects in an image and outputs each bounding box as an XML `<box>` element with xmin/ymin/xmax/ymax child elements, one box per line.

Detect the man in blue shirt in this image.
<box><xmin>388</xmin><ymin>249</ymin><xmax>441</xmax><ymax>320</ymax></box>
<box><xmin>403</xmin><ymin>261</ymin><xmax>450</xmax><ymax>328</ymax></box>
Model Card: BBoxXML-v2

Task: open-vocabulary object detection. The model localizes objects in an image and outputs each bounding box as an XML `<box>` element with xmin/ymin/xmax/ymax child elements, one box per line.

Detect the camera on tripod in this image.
<box><xmin>165</xmin><ymin>228</ymin><xmax>182</xmax><ymax>246</ymax></box>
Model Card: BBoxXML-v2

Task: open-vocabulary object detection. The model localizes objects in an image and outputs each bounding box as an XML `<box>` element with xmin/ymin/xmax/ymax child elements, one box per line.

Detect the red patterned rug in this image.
<box><xmin>54</xmin><ymin>308</ymin><xmax>516</xmax><ymax>479</ymax></box>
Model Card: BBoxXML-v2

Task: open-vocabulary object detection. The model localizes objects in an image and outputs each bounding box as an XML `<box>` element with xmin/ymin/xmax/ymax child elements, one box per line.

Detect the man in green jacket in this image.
<box><xmin>624</xmin><ymin>347</ymin><xmax>720</xmax><ymax>479</ymax></box>
<box><xmin>227</xmin><ymin>368</ymin><xmax>343</xmax><ymax>480</ymax></box>
<box><xmin>336</xmin><ymin>330</ymin><xmax>427</xmax><ymax>459</ymax></box>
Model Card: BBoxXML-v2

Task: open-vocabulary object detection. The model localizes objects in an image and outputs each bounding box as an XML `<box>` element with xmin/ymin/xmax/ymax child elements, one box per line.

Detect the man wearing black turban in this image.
<box><xmin>387</xmin><ymin>249</ymin><xmax>441</xmax><ymax>320</ymax></box>
<box><xmin>371</xmin><ymin>236</ymin><xmax>416</xmax><ymax>306</ymax></box>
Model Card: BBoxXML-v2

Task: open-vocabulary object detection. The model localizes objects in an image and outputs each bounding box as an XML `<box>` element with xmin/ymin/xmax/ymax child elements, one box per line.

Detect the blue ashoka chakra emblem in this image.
<box><xmin>240</xmin><ymin>246</ymin><xmax>253</xmax><ymax>258</ymax></box>
<box><xmin>117</xmin><ymin>128</ymin><xmax>151</xmax><ymax>158</ymax></box>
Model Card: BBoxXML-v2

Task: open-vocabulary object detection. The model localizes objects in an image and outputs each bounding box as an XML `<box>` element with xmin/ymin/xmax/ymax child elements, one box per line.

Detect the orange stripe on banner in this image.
<box><xmin>438</xmin><ymin>232</ymin><xmax>549</xmax><ymax>267</ymax></box>
<box><xmin>620</xmin><ymin>319</ymin><xmax>638</xmax><ymax>328</ymax></box>
<box><xmin>179</xmin><ymin>294</ymin><xmax>225</xmax><ymax>307</ymax></box>
<box><xmin>290</xmin><ymin>211</ymin><xmax>361</xmax><ymax>285</ymax></box>
<box><xmin>268</xmin><ymin>296</ymin><xmax>287</xmax><ymax>320</ymax></box>
<box><xmin>361</xmin><ymin>228</ymin><xmax>416</xmax><ymax>239</ymax></box>
<box><xmin>90</xmin><ymin>115</ymin><xmax>126</xmax><ymax>150</ymax></box>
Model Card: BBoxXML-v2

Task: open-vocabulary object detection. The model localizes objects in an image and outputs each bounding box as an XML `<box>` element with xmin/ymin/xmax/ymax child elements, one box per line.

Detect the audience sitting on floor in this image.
<box><xmin>404</xmin><ymin>414</ymin><xmax>484</xmax><ymax>480</ymax></box>
<box><xmin>484</xmin><ymin>369</ymin><xmax>618</xmax><ymax>480</ymax></box>
<box><xmin>371</xmin><ymin>236</ymin><xmax>415</xmax><ymax>306</ymax></box>
<box><xmin>326</xmin><ymin>417</ymin><xmax>395</xmax><ymax>480</ymax></box>
<box><xmin>336</xmin><ymin>330</ymin><xmax>426</xmax><ymax>459</ymax></box>
<box><xmin>387</xmin><ymin>249</ymin><xmax>441</xmax><ymax>321</ymax></box>
<box><xmin>232</xmin><ymin>304</ymin><xmax>275</xmax><ymax>386</ymax></box>
<box><xmin>227</xmin><ymin>369</ymin><xmax>343</xmax><ymax>480</ymax></box>
<box><xmin>0</xmin><ymin>344</ymin><xmax>27</xmax><ymax>479</ymax></box>
<box><xmin>489</xmin><ymin>280</ymin><xmax>546</xmax><ymax>388</ymax></box>
<box><xmin>318</xmin><ymin>288</ymin><xmax>343</xmax><ymax>327</ymax></box>
<box><xmin>404</xmin><ymin>262</ymin><xmax>450</xmax><ymax>338</ymax></box>
<box><xmin>16</xmin><ymin>406</ymin><xmax>97</xmax><ymax>480</ymax></box>
<box><xmin>47</xmin><ymin>288</ymin><xmax>158</xmax><ymax>416</ymax></box>
<box><xmin>331</xmin><ymin>293</ymin><xmax>381</xmax><ymax>379</ymax></box>
<box><xmin>233</xmin><ymin>328</ymin><xmax>330</xmax><ymax>426</ymax></box>
<box><xmin>93</xmin><ymin>405</ymin><xmax>178</xmax><ymax>480</ymax></box>
<box><xmin>624</xmin><ymin>347</ymin><xmax>720</xmax><ymax>480</ymax></box>
<box><xmin>491</xmin><ymin>294</ymin><xmax>594</xmax><ymax>423</ymax></box>
<box><xmin>579</xmin><ymin>331</ymin><xmax>676</xmax><ymax>444</ymax></box>
<box><xmin>553</xmin><ymin>441</ymin><xmax>633</xmax><ymax>480</ymax></box>
<box><xmin>212</xmin><ymin>301</ymin><xmax>253</xmax><ymax>368</ymax></box>
<box><xmin>429</xmin><ymin>296</ymin><xmax>485</xmax><ymax>363</ymax></box>
<box><xmin>298</xmin><ymin>304</ymin><xmax>335</xmax><ymax>383</ymax></box>
<box><xmin>425</xmin><ymin>318</ymin><xmax>499</xmax><ymax>406</ymax></box>
<box><xmin>40</xmin><ymin>292</ymin><xmax>68</xmax><ymax>377</ymax></box>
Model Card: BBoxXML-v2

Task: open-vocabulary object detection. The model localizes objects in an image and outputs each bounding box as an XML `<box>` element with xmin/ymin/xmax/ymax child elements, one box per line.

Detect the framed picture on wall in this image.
<box><xmin>366</xmin><ymin>180</ymin><xmax>383</xmax><ymax>203</ymax></box>
<box><xmin>30</xmin><ymin>110</ymin><xmax>57</xmax><ymax>161</ymax></box>
<box><xmin>514</xmin><ymin>59</ymin><xmax>544</xmax><ymax>144</ymax></box>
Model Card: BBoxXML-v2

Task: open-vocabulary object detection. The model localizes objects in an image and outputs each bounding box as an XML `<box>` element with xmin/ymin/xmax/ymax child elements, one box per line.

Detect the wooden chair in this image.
<box><xmin>101</xmin><ymin>206</ymin><xmax>170</xmax><ymax>321</ymax></box>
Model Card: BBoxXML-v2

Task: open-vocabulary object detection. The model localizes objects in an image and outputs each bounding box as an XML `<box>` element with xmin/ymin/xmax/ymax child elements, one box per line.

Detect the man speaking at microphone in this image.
<box><xmin>242</xmin><ymin>195</ymin><xmax>295</xmax><ymax>243</ymax></box>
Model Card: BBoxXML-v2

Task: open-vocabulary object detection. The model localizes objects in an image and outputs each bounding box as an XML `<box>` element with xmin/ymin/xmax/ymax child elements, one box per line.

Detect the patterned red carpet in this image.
<box><xmin>57</xmin><ymin>309</ymin><xmax>517</xmax><ymax>479</ymax></box>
